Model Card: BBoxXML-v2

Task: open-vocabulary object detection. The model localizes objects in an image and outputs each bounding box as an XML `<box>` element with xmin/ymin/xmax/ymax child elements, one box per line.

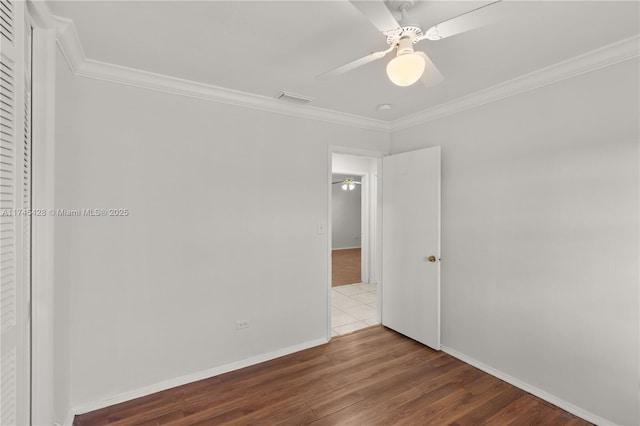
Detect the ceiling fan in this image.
<box><xmin>333</xmin><ymin>178</ymin><xmax>361</xmax><ymax>190</ymax></box>
<box><xmin>318</xmin><ymin>0</ymin><xmax>502</xmax><ymax>87</ymax></box>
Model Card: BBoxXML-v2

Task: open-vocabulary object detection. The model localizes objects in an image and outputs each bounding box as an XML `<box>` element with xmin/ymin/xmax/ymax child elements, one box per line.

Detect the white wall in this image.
<box><xmin>391</xmin><ymin>59</ymin><xmax>639</xmax><ymax>425</ymax></box>
<box><xmin>53</xmin><ymin>49</ymin><xmax>73</xmax><ymax>425</ymax></box>
<box><xmin>331</xmin><ymin>174</ymin><xmax>361</xmax><ymax>249</ymax></box>
<box><xmin>54</xmin><ymin>53</ymin><xmax>389</xmax><ymax>413</ymax></box>
<box><xmin>332</xmin><ymin>154</ymin><xmax>376</xmax><ymax>176</ymax></box>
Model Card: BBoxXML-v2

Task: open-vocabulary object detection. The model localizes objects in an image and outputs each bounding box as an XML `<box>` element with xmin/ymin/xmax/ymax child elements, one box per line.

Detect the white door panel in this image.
<box><xmin>382</xmin><ymin>146</ymin><xmax>441</xmax><ymax>349</ymax></box>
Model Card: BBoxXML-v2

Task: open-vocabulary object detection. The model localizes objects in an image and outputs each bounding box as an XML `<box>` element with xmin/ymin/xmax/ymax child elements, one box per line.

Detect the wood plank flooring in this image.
<box><xmin>332</xmin><ymin>248</ymin><xmax>361</xmax><ymax>286</ymax></box>
<box><xmin>74</xmin><ymin>326</ymin><xmax>591</xmax><ymax>426</ymax></box>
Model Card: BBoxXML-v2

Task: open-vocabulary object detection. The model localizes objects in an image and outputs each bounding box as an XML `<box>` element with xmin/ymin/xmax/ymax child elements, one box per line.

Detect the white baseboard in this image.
<box><xmin>63</xmin><ymin>337</ymin><xmax>329</xmax><ymax>426</ymax></box>
<box><xmin>61</xmin><ymin>410</ymin><xmax>75</xmax><ymax>426</ymax></box>
<box><xmin>332</xmin><ymin>246</ymin><xmax>362</xmax><ymax>251</ymax></box>
<box><xmin>440</xmin><ymin>345</ymin><xmax>615</xmax><ymax>426</ymax></box>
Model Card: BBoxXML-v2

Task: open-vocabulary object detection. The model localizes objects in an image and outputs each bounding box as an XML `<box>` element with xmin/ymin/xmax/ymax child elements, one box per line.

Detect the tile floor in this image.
<box><xmin>331</xmin><ymin>283</ymin><xmax>378</xmax><ymax>336</ymax></box>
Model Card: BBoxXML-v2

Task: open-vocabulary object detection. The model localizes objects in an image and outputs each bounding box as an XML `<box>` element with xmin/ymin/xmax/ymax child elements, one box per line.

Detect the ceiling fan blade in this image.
<box><xmin>420</xmin><ymin>1</ymin><xmax>502</xmax><ymax>41</ymax></box>
<box><xmin>349</xmin><ymin>0</ymin><xmax>401</xmax><ymax>33</ymax></box>
<box><xmin>416</xmin><ymin>52</ymin><xmax>444</xmax><ymax>87</ymax></box>
<box><xmin>317</xmin><ymin>49</ymin><xmax>390</xmax><ymax>80</ymax></box>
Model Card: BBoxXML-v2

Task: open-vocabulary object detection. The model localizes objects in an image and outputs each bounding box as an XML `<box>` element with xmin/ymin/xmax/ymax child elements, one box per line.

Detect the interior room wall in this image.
<box><xmin>53</xmin><ymin>49</ymin><xmax>73</xmax><ymax>425</ymax></box>
<box><xmin>331</xmin><ymin>174</ymin><xmax>362</xmax><ymax>249</ymax></box>
<box><xmin>53</xmin><ymin>51</ymin><xmax>390</xmax><ymax>415</ymax></box>
<box><xmin>390</xmin><ymin>59</ymin><xmax>639</xmax><ymax>425</ymax></box>
<box><xmin>332</xmin><ymin>154</ymin><xmax>376</xmax><ymax>175</ymax></box>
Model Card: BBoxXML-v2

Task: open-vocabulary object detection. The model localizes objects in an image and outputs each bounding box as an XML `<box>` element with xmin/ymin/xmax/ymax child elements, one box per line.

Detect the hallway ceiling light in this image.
<box><xmin>333</xmin><ymin>178</ymin><xmax>361</xmax><ymax>191</ymax></box>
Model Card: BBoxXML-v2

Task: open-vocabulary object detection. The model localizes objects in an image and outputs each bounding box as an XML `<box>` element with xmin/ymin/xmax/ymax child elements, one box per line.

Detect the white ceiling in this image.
<box><xmin>49</xmin><ymin>1</ymin><xmax>639</xmax><ymax>121</ymax></box>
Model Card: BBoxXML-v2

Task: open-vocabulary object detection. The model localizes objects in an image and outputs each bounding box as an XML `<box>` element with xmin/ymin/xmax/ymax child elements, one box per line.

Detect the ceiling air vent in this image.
<box><xmin>276</xmin><ymin>91</ymin><xmax>315</xmax><ymax>105</ymax></box>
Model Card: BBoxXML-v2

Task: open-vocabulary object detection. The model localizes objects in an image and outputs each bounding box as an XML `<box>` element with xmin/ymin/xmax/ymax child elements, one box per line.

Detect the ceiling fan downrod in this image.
<box><xmin>387</xmin><ymin>0</ymin><xmax>417</xmax><ymax>24</ymax></box>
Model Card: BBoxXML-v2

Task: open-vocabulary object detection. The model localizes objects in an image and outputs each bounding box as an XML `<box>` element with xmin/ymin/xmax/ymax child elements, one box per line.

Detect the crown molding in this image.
<box><xmin>54</xmin><ymin>16</ymin><xmax>86</xmax><ymax>71</ymax></box>
<box><xmin>52</xmin><ymin>16</ymin><xmax>390</xmax><ymax>133</ymax></box>
<box><xmin>53</xmin><ymin>15</ymin><xmax>639</xmax><ymax>135</ymax></box>
<box><xmin>27</xmin><ymin>0</ymin><xmax>55</xmax><ymax>30</ymax></box>
<box><xmin>391</xmin><ymin>34</ymin><xmax>640</xmax><ymax>132</ymax></box>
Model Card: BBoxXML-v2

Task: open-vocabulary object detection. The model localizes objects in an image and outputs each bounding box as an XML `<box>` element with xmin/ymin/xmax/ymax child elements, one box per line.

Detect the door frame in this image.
<box><xmin>327</xmin><ymin>146</ymin><xmax>385</xmax><ymax>339</ymax></box>
<box><xmin>26</xmin><ymin>1</ymin><xmax>57</xmax><ymax>424</ymax></box>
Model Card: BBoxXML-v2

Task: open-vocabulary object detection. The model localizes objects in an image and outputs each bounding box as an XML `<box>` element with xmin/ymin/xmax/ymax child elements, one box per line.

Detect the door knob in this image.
<box><xmin>427</xmin><ymin>255</ymin><xmax>437</xmax><ymax>262</ymax></box>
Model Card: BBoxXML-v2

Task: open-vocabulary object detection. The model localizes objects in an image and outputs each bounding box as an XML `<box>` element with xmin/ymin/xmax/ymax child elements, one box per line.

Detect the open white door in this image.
<box><xmin>382</xmin><ymin>146</ymin><xmax>441</xmax><ymax>349</ymax></box>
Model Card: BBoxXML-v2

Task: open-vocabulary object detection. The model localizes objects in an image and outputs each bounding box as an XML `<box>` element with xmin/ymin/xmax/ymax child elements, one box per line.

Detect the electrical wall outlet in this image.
<box><xmin>236</xmin><ymin>320</ymin><xmax>249</xmax><ymax>330</ymax></box>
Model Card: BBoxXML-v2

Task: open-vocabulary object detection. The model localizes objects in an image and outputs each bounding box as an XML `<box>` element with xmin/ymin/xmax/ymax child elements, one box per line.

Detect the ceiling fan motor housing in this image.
<box><xmin>386</xmin><ymin>26</ymin><xmax>423</xmax><ymax>47</ymax></box>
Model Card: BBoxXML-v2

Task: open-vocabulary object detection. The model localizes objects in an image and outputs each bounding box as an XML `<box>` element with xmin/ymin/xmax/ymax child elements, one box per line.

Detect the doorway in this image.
<box><xmin>328</xmin><ymin>146</ymin><xmax>442</xmax><ymax>349</ymax></box>
<box><xmin>329</xmin><ymin>153</ymin><xmax>380</xmax><ymax>337</ymax></box>
<box><xmin>331</xmin><ymin>173</ymin><xmax>363</xmax><ymax>286</ymax></box>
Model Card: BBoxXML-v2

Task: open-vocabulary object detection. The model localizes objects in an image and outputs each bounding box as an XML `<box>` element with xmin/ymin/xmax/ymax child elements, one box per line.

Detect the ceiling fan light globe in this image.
<box><xmin>386</xmin><ymin>52</ymin><xmax>426</xmax><ymax>86</ymax></box>
<box><xmin>342</xmin><ymin>184</ymin><xmax>348</xmax><ymax>190</ymax></box>
<box><xmin>349</xmin><ymin>183</ymin><xmax>356</xmax><ymax>190</ymax></box>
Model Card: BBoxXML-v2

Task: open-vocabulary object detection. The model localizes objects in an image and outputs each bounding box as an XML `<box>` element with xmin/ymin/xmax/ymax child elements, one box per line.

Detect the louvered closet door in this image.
<box><xmin>0</xmin><ymin>0</ymin><xmax>30</xmax><ymax>424</ymax></box>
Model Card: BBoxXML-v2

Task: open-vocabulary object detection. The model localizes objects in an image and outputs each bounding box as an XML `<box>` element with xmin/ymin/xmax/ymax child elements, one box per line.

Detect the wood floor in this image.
<box><xmin>332</xmin><ymin>248</ymin><xmax>361</xmax><ymax>286</ymax></box>
<box><xmin>74</xmin><ymin>326</ymin><xmax>591</xmax><ymax>426</ymax></box>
